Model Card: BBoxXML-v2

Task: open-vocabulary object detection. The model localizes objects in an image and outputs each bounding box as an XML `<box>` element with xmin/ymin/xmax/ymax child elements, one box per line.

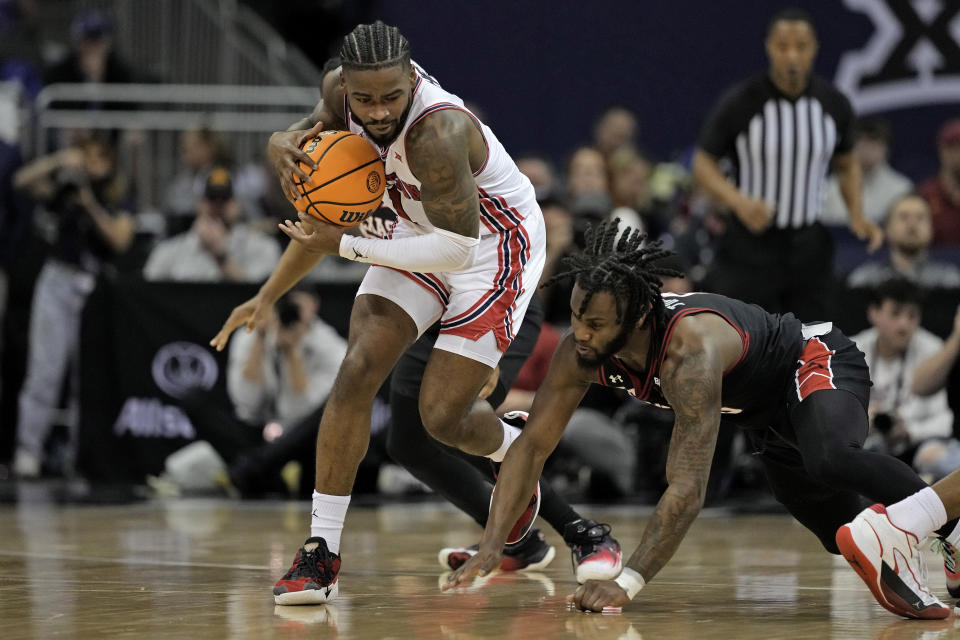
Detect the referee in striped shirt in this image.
<box><xmin>693</xmin><ymin>7</ymin><xmax>882</xmax><ymax>321</ymax></box>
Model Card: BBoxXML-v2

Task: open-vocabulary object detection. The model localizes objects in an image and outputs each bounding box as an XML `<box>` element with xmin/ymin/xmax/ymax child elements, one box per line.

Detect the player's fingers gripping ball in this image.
<box><xmin>292</xmin><ymin>131</ymin><xmax>386</xmax><ymax>227</ymax></box>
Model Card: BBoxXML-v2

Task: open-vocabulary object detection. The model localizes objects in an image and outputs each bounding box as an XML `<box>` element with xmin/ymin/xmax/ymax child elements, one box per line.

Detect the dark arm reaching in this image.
<box><xmin>444</xmin><ymin>334</ymin><xmax>591</xmax><ymax>587</ymax></box>
<box><xmin>570</xmin><ymin>314</ymin><xmax>740</xmax><ymax>612</ymax></box>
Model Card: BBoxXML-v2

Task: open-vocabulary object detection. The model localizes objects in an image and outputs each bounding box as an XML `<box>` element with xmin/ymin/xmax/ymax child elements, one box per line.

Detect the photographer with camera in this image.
<box><xmin>227</xmin><ymin>288</ymin><xmax>346</xmax><ymax>428</ymax></box>
<box><xmin>11</xmin><ymin>137</ymin><xmax>133</xmax><ymax>478</ymax></box>
<box><xmin>157</xmin><ymin>287</ymin><xmax>347</xmax><ymax>495</ymax></box>
<box><xmin>852</xmin><ymin>278</ymin><xmax>958</xmax><ymax>480</ymax></box>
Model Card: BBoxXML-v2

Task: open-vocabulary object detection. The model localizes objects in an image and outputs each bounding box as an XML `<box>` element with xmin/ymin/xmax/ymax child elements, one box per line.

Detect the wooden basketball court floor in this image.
<box><xmin>1</xmin><ymin>493</ymin><xmax>958</xmax><ymax>640</ymax></box>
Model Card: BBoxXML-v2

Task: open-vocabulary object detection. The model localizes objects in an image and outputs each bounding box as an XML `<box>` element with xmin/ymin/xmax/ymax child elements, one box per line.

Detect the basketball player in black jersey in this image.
<box><xmin>446</xmin><ymin>219</ymin><xmax>959</xmax><ymax>618</ymax></box>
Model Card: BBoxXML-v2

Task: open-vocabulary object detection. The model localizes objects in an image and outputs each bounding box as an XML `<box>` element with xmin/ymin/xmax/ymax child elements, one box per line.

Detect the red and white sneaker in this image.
<box><xmin>491</xmin><ymin>481</ymin><xmax>541</xmax><ymax>545</ymax></box>
<box><xmin>836</xmin><ymin>504</ymin><xmax>949</xmax><ymax>619</ymax></box>
<box><xmin>563</xmin><ymin>519</ymin><xmax>622</xmax><ymax>583</ymax></box>
<box><xmin>491</xmin><ymin>411</ymin><xmax>541</xmax><ymax>544</ymax></box>
<box><xmin>274</xmin><ymin>537</ymin><xmax>341</xmax><ymax>605</ymax></box>
<box><xmin>438</xmin><ymin>528</ymin><xmax>556</xmax><ymax>572</ymax></box>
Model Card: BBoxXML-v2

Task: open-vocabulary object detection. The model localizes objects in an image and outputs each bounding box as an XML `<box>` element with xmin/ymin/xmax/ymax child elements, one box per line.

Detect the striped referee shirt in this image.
<box><xmin>698</xmin><ymin>74</ymin><xmax>855</xmax><ymax>229</ymax></box>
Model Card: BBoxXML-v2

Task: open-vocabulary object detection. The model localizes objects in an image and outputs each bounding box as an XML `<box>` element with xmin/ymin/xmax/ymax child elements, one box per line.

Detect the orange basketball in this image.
<box><xmin>292</xmin><ymin>130</ymin><xmax>386</xmax><ymax>227</ymax></box>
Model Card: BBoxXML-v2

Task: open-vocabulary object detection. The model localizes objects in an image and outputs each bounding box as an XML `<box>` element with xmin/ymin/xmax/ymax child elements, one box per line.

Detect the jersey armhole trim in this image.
<box><xmin>655</xmin><ymin>308</ymin><xmax>749</xmax><ymax>377</ymax></box>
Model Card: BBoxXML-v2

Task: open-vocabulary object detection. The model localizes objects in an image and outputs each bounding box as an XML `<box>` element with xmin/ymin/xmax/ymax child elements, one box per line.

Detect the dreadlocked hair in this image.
<box><xmin>339</xmin><ymin>21</ymin><xmax>411</xmax><ymax>71</ymax></box>
<box><xmin>541</xmin><ymin>219</ymin><xmax>683</xmax><ymax>329</ymax></box>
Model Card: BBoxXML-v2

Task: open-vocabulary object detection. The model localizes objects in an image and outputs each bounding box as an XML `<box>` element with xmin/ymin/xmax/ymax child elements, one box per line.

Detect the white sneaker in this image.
<box><xmin>13</xmin><ymin>449</ymin><xmax>40</xmax><ymax>479</ymax></box>
<box><xmin>836</xmin><ymin>504</ymin><xmax>950</xmax><ymax>619</ymax></box>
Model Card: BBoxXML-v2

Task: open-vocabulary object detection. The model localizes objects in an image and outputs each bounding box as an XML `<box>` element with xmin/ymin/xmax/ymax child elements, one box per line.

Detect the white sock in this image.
<box><xmin>310</xmin><ymin>491</ymin><xmax>351</xmax><ymax>554</ymax></box>
<box><xmin>487</xmin><ymin>420</ymin><xmax>522</xmax><ymax>462</ymax></box>
<box><xmin>886</xmin><ymin>487</ymin><xmax>948</xmax><ymax>541</ymax></box>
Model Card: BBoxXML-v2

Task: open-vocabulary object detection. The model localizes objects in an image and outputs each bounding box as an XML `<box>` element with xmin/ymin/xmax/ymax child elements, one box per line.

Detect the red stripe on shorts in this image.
<box><xmin>794</xmin><ymin>337</ymin><xmax>836</xmax><ymax>401</ymax></box>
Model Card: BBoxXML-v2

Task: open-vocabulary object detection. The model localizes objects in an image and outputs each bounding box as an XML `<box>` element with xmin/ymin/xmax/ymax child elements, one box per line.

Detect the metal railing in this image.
<box><xmin>32</xmin><ymin>82</ymin><xmax>319</xmax><ymax>211</ymax></box>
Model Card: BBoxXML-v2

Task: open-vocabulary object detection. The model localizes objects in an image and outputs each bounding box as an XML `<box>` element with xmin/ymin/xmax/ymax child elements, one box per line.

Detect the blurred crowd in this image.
<box><xmin>2</xmin><ymin>4</ymin><xmax>960</xmax><ymax>507</ymax></box>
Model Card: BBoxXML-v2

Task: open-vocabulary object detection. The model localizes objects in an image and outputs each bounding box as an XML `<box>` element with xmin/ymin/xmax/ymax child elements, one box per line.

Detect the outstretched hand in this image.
<box><xmin>442</xmin><ymin>548</ymin><xmax>502</xmax><ymax>590</ymax></box>
<box><xmin>566</xmin><ymin>580</ymin><xmax>632</xmax><ymax>613</ymax></box>
<box><xmin>278</xmin><ymin>212</ymin><xmax>344</xmax><ymax>255</ymax></box>
<box><xmin>209</xmin><ymin>295</ymin><xmax>273</xmax><ymax>352</ymax></box>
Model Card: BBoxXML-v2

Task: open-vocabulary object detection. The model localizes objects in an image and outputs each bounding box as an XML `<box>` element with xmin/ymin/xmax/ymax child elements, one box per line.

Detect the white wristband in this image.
<box><xmin>613</xmin><ymin>568</ymin><xmax>645</xmax><ymax>600</ymax></box>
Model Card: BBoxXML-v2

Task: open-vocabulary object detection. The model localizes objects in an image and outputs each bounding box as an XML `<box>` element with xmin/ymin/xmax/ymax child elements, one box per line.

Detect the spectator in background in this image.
<box><xmin>919</xmin><ymin>119</ymin><xmax>960</xmax><ymax>246</ymax></box>
<box><xmin>567</xmin><ymin>146</ymin><xmax>641</xmax><ymax>249</ymax></box>
<box><xmin>516</xmin><ymin>154</ymin><xmax>560</xmax><ymax>202</ymax></box>
<box><xmin>46</xmin><ymin>10</ymin><xmax>129</xmax><ymax>80</ymax></box>
<box><xmin>847</xmin><ymin>194</ymin><xmax>960</xmax><ymax>289</ymax></box>
<box><xmin>608</xmin><ymin>148</ymin><xmax>651</xmax><ymax>233</ymax></box>
<box><xmin>227</xmin><ymin>288</ymin><xmax>346</xmax><ymax>427</ymax></box>
<box><xmin>12</xmin><ymin>136</ymin><xmax>133</xmax><ymax>477</ymax></box>
<box><xmin>538</xmin><ymin>197</ymin><xmax>578</xmax><ymax>325</ymax></box>
<box><xmin>164</xmin><ymin>128</ymin><xmax>229</xmax><ymax>225</ymax></box>
<box><xmin>852</xmin><ymin>279</ymin><xmax>957</xmax><ymax>481</ymax></box>
<box><xmin>914</xmin><ymin>304</ymin><xmax>960</xmax><ymax>447</ymax></box>
<box><xmin>44</xmin><ymin>9</ymin><xmax>140</xmax><ymax>116</ymax></box>
<box><xmin>820</xmin><ymin>117</ymin><xmax>912</xmax><ymax>226</ymax></box>
<box><xmin>566</xmin><ymin>146</ymin><xmax>609</xmax><ymax>201</ymax></box>
<box><xmin>693</xmin><ymin>8</ymin><xmax>882</xmax><ymax>320</ymax></box>
<box><xmin>593</xmin><ymin>106</ymin><xmax>639</xmax><ymax>158</ymax></box>
<box><xmin>143</xmin><ymin>168</ymin><xmax>280</xmax><ymax>282</ymax></box>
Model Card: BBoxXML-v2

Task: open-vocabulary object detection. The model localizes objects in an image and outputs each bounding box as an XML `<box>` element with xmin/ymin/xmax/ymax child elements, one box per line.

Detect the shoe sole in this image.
<box><xmin>836</xmin><ymin>524</ymin><xmax>948</xmax><ymax>620</ymax></box>
<box><xmin>274</xmin><ymin>582</ymin><xmax>338</xmax><ymax>605</ymax></box>
<box><xmin>520</xmin><ymin>544</ymin><xmax>555</xmax><ymax>572</ymax></box>
<box><xmin>438</xmin><ymin>547</ymin><xmax>476</xmax><ymax>570</ymax></box>
<box><xmin>575</xmin><ymin>554</ymin><xmax>623</xmax><ymax>583</ymax></box>
<box><xmin>440</xmin><ymin>545</ymin><xmax>556</xmax><ymax>572</ymax></box>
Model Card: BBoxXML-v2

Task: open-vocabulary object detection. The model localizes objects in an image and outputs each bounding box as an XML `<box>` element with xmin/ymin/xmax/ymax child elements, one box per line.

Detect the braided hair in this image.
<box><xmin>339</xmin><ymin>21</ymin><xmax>411</xmax><ymax>71</ymax></box>
<box><xmin>542</xmin><ymin>219</ymin><xmax>683</xmax><ymax>330</ymax></box>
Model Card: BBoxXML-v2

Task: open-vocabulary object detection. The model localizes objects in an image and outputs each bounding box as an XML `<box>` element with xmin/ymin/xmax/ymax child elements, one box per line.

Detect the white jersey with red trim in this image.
<box><xmin>345</xmin><ymin>62</ymin><xmax>538</xmax><ymax>237</ymax></box>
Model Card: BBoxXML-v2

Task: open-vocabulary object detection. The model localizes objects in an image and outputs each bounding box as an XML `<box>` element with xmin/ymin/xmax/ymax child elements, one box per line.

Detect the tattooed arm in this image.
<box><xmin>569</xmin><ymin>313</ymin><xmax>742</xmax><ymax>612</ymax></box>
<box><xmin>405</xmin><ymin>109</ymin><xmax>481</xmax><ymax>237</ymax></box>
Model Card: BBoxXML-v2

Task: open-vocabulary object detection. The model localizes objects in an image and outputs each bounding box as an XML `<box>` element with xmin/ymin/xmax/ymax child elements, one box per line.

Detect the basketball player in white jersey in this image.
<box><xmin>211</xmin><ymin>21</ymin><xmax>548</xmax><ymax>604</ymax></box>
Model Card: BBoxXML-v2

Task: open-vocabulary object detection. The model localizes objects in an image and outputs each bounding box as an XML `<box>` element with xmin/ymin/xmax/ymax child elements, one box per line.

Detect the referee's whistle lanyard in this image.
<box><xmin>869</xmin><ymin>340</ymin><xmax>908</xmax><ymax>413</ymax></box>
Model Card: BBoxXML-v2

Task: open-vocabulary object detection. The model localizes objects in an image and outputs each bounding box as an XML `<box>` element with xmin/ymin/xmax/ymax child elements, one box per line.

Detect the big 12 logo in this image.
<box><xmin>835</xmin><ymin>0</ymin><xmax>960</xmax><ymax>113</ymax></box>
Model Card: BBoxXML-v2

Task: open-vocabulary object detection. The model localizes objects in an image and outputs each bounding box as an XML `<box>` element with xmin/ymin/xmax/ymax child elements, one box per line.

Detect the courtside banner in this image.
<box><xmin>77</xmin><ymin>276</ymin><xmax>357</xmax><ymax>483</ymax></box>
<box><xmin>77</xmin><ymin>278</ymin><xmax>255</xmax><ymax>482</ymax></box>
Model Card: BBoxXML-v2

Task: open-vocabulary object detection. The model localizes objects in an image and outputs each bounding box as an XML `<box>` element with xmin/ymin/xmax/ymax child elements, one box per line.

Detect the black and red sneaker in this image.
<box><xmin>563</xmin><ymin>519</ymin><xmax>622</xmax><ymax>583</ymax></box>
<box><xmin>438</xmin><ymin>528</ymin><xmax>556</xmax><ymax>572</ymax></box>
<box><xmin>274</xmin><ymin>537</ymin><xmax>341</xmax><ymax>605</ymax></box>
